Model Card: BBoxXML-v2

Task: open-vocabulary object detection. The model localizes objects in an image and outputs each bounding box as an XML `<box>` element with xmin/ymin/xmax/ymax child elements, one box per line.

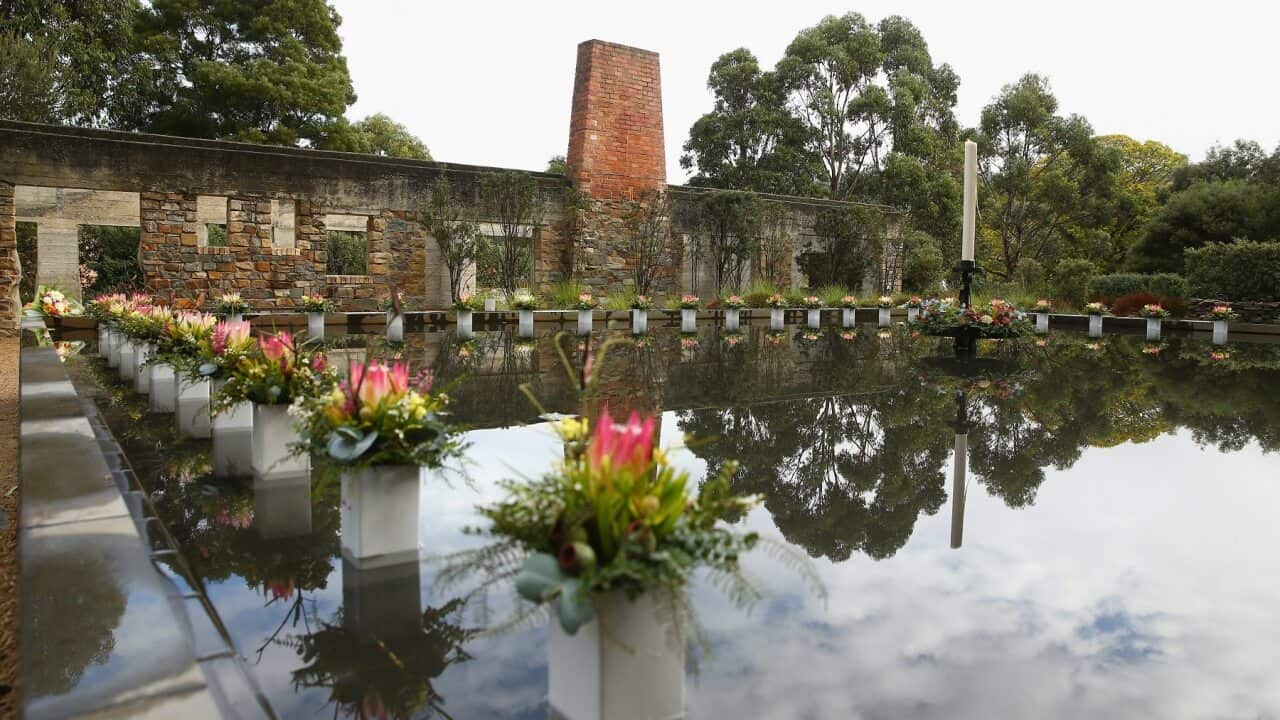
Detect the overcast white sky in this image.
<box><xmin>333</xmin><ymin>0</ymin><xmax>1279</xmax><ymax>181</ymax></box>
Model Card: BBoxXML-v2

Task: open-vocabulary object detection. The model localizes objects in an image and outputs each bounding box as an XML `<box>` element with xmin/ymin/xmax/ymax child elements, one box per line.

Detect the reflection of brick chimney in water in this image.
<box><xmin>566</xmin><ymin>40</ymin><xmax>666</xmax><ymax>201</ymax></box>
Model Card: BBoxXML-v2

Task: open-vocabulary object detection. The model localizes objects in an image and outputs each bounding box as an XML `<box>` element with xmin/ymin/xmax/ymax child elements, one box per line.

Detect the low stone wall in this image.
<box><xmin>1190</xmin><ymin>298</ymin><xmax>1280</xmax><ymax>324</ymax></box>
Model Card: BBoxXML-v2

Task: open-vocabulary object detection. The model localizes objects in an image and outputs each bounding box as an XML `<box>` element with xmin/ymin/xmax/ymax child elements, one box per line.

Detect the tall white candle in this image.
<box><xmin>962</xmin><ymin>139</ymin><xmax>978</xmax><ymax>262</ymax></box>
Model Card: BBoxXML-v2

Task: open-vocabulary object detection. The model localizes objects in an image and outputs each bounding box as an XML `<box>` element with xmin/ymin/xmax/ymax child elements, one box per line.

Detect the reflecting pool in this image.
<box><xmin>64</xmin><ymin>325</ymin><xmax>1280</xmax><ymax>719</ymax></box>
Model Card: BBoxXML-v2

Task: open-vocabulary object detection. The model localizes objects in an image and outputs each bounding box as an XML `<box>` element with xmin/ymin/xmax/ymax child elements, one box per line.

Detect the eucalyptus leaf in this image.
<box><xmin>514</xmin><ymin>553</ymin><xmax>565</xmax><ymax>604</ymax></box>
<box><xmin>557</xmin><ymin>577</ymin><xmax>596</xmax><ymax>635</ymax></box>
<box><xmin>327</xmin><ymin>429</ymin><xmax>379</xmax><ymax>463</ymax></box>
<box><xmin>198</xmin><ymin>362</ymin><xmax>218</xmax><ymax>377</ymax></box>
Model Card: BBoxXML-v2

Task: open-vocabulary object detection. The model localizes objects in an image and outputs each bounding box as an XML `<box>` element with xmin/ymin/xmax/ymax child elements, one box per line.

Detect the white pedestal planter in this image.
<box><xmin>770</xmin><ymin>308</ymin><xmax>784</xmax><ymax>330</ymax></box>
<box><xmin>386</xmin><ymin>312</ymin><xmax>405</xmax><ymax>343</ymax></box>
<box><xmin>457</xmin><ymin>309</ymin><xmax>474</xmax><ymax>339</ymax></box>
<box><xmin>307</xmin><ymin>312</ymin><xmax>325</xmax><ymax>341</ymax></box>
<box><xmin>133</xmin><ymin>344</ymin><xmax>154</xmax><ymax>394</ymax></box>
<box><xmin>1035</xmin><ymin>313</ymin><xmax>1049</xmax><ymax>334</ymax></box>
<box><xmin>176</xmin><ymin>376</ymin><xmax>212</xmax><ymax>439</ymax></box>
<box><xmin>631</xmin><ymin>309</ymin><xmax>648</xmax><ymax>334</ymax></box>
<box><xmin>148</xmin><ymin>362</ymin><xmax>177</xmax><ymax>413</ymax></box>
<box><xmin>878</xmin><ymin>308</ymin><xmax>891</xmax><ymax>327</ymax></box>
<box><xmin>341</xmin><ymin>465</ymin><xmax>421</xmax><ymax>568</ymax></box>
<box><xmin>228</xmin><ymin>312</ymin><xmax>244</xmax><ymax>324</ymax></box>
<box><xmin>253</xmin><ymin>473</ymin><xmax>312</xmax><ymax>539</ymax></box>
<box><xmin>680</xmin><ymin>309</ymin><xmax>697</xmax><ymax>333</ymax></box>
<box><xmin>97</xmin><ymin>325</ymin><xmax>108</xmax><ymax>356</ymax></box>
<box><xmin>548</xmin><ymin>592</ymin><xmax>685</xmax><ymax>720</ymax></box>
<box><xmin>118</xmin><ymin>341</ymin><xmax>135</xmax><ymax>381</ymax></box>
<box><xmin>806</xmin><ymin>309</ymin><xmax>821</xmax><ymax>328</ymax></box>
<box><xmin>1088</xmin><ymin>314</ymin><xmax>1103</xmax><ymax>337</ymax></box>
<box><xmin>1145</xmin><ymin>318</ymin><xmax>1162</xmax><ymax>341</ymax></box>
<box><xmin>577</xmin><ymin>309</ymin><xmax>593</xmax><ymax>335</ymax></box>
<box><xmin>484</xmin><ymin>297</ymin><xmax>497</xmax><ymax>312</ymax></box>
<box><xmin>251</xmin><ymin>403</ymin><xmax>309</xmax><ymax>476</ymax></box>
<box><xmin>725</xmin><ymin>308</ymin><xmax>740</xmax><ymax>332</ymax></box>
<box><xmin>518</xmin><ymin>309</ymin><xmax>535</xmax><ymax>337</ymax></box>
<box><xmin>842</xmin><ymin>308</ymin><xmax>856</xmax><ymax>328</ymax></box>
<box><xmin>106</xmin><ymin>330</ymin><xmax>122</xmax><ymax>368</ymax></box>
<box><xmin>211</xmin><ymin>379</ymin><xmax>253</xmax><ymax>477</ymax></box>
<box><xmin>907</xmin><ymin>307</ymin><xmax>920</xmax><ymax>323</ymax></box>
<box><xmin>1212</xmin><ymin>319</ymin><xmax>1228</xmax><ymax>345</ymax></box>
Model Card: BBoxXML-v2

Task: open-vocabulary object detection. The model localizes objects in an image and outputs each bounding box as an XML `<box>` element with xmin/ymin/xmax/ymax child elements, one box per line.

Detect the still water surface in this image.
<box><xmin>66</xmin><ymin>325</ymin><xmax>1280</xmax><ymax>719</ymax></box>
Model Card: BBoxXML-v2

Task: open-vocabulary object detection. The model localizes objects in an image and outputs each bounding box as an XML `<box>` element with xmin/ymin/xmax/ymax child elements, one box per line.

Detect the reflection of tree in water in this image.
<box><xmin>288</xmin><ymin>599</ymin><xmax>474</xmax><ymax>720</ymax></box>
<box><xmin>25</xmin><ymin>546</ymin><xmax>127</xmax><ymax>697</ymax></box>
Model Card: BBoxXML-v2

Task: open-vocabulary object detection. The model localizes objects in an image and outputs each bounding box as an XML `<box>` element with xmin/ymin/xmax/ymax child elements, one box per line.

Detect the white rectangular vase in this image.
<box><xmin>386</xmin><ymin>312</ymin><xmax>404</xmax><ymax>343</ymax></box>
<box><xmin>484</xmin><ymin>297</ymin><xmax>497</xmax><ymax>312</ymax></box>
<box><xmin>307</xmin><ymin>312</ymin><xmax>326</xmax><ymax>341</ymax></box>
<box><xmin>725</xmin><ymin>308</ymin><xmax>740</xmax><ymax>332</ymax></box>
<box><xmin>97</xmin><ymin>325</ymin><xmax>108</xmax><ymax>356</ymax></box>
<box><xmin>1035</xmin><ymin>313</ymin><xmax>1049</xmax><ymax>334</ymax></box>
<box><xmin>907</xmin><ymin>307</ymin><xmax>920</xmax><ymax>323</ymax></box>
<box><xmin>680</xmin><ymin>309</ymin><xmax>697</xmax><ymax>333</ymax></box>
<box><xmin>251</xmin><ymin>403</ymin><xmax>309</xmax><ymax>476</ymax></box>
<box><xmin>457</xmin><ymin>309</ymin><xmax>474</xmax><ymax>339</ymax></box>
<box><xmin>548</xmin><ymin>591</ymin><xmax>685</xmax><ymax>720</ymax></box>
<box><xmin>577</xmin><ymin>309</ymin><xmax>593</xmax><ymax>335</ymax></box>
<box><xmin>176</xmin><ymin>376</ymin><xmax>212</xmax><ymax>438</ymax></box>
<box><xmin>770</xmin><ymin>308</ymin><xmax>784</xmax><ymax>330</ymax></box>
<box><xmin>519</xmin><ymin>309</ymin><xmax>535</xmax><ymax>337</ymax></box>
<box><xmin>878</xmin><ymin>308</ymin><xmax>891</xmax><ymax>327</ymax></box>
<box><xmin>118</xmin><ymin>340</ymin><xmax>135</xmax><ymax>381</ymax></box>
<box><xmin>227</xmin><ymin>313</ymin><xmax>244</xmax><ymax>324</ymax></box>
<box><xmin>631</xmin><ymin>309</ymin><xmax>647</xmax><ymax>335</ymax></box>
<box><xmin>148</xmin><ymin>362</ymin><xmax>177</xmax><ymax>413</ymax></box>
<box><xmin>1146</xmin><ymin>318</ymin><xmax>1161</xmax><ymax>341</ymax></box>
<box><xmin>341</xmin><ymin>465</ymin><xmax>422</xmax><ymax>568</ymax></box>
<box><xmin>133</xmin><ymin>344</ymin><xmax>153</xmax><ymax>394</ymax></box>
<box><xmin>1088</xmin><ymin>314</ymin><xmax>1103</xmax><ymax>337</ymax></box>
<box><xmin>806</xmin><ymin>309</ymin><xmax>821</xmax><ymax>328</ymax></box>
<box><xmin>842</xmin><ymin>308</ymin><xmax>855</xmax><ymax>327</ymax></box>
<box><xmin>1212</xmin><ymin>319</ymin><xmax>1228</xmax><ymax>345</ymax></box>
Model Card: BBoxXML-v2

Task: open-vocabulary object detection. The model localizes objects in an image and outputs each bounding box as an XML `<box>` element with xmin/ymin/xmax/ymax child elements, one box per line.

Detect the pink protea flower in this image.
<box><xmin>212</xmin><ymin>320</ymin><xmax>252</xmax><ymax>355</ymax></box>
<box><xmin>588</xmin><ymin>410</ymin><xmax>656</xmax><ymax>476</ymax></box>
<box><xmin>259</xmin><ymin>332</ymin><xmax>295</xmax><ymax>368</ymax></box>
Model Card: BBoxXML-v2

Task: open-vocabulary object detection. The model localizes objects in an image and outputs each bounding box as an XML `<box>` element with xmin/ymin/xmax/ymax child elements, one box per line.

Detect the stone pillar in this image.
<box><xmin>0</xmin><ymin>181</ymin><xmax>20</xmax><ymax>334</ymax></box>
<box><xmin>34</xmin><ymin>218</ymin><xmax>82</xmax><ymax>301</ymax></box>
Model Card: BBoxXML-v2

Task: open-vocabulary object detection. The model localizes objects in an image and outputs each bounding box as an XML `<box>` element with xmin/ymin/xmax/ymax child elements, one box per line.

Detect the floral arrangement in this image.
<box><xmin>1084</xmin><ymin>301</ymin><xmax>1108</xmax><ymax>316</ymax></box>
<box><xmin>722</xmin><ymin>294</ymin><xmax>744</xmax><ymax>309</ymax></box>
<box><xmin>1034</xmin><ymin>299</ymin><xmax>1052</xmax><ymax>312</ymax></box>
<box><xmin>300</xmin><ymin>294</ymin><xmax>334</xmax><ymax>313</ymax></box>
<box><xmin>378</xmin><ymin>290</ymin><xmax>407</xmax><ymax>314</ymax></box>
<box><xmin>511</xmin><ymin>292</ymin><xmax>538</xmax><ymax>311</ymax></box>
<box><xmin>800</xmin><ymin>295</ymin><xmax>822</xmax><ymax>310</ymax></box>
<box><xmin>875</xmin><ymin>295</ymin><xmax>894</xmax><ymax>309</ymax></box>
<box><xmin>840</xmin><ymin>295</ymin><xmax>858</xmax><ymax>309</ymax></box>
<box><xmin>571</xmin><ymin>293</ymin><xmax>598</xmax><ymax>311</ymax></box>
<box><xmin>477</xmin><ymin>411</ymin><xmax>774</xmax><ymax>634</ymax></box>
<box><xmin>765</xmin><ymin>293</ymin><xmax>788</xmax><ymax>309</ymax></box>
<box><xmin>911</xmin><ymin>298</ymin><xmax>1030</xmax><ymax>338</ymax></box>
<box><xmin>119</xmin><ymin>304</ymin><xmax>175</xmax><ymax>343</ymax></box>
<box><xmin>195</xmin><ymin>320</ymin><xmax>255</xmax><ymax>379</ymax></box>
<box><xmin>630</xmin><ymin>294</ymin><xmax>652</xmax><ymax>310</ymax></box>
<box><xmin>85</xmin><ymin>292</ymin><xmax>128</xmax><ymax>321</ymax></box>
<box><xmin>216</xmin><ymin>292</ymin><xmax>249</xmax><ymax>315</ymax></box>
<box><xmin>156</xmin><ymin>311</ymin><xmax>218</xmax><ymax>372</ymax></box>
<box><xmin>1138</xmin><ymin>303</ymin><xmax>1169</xmax><ymax>319</ymax></box>
<box><xmin>1209</xmin><ymin>304</ymin><xmax>1238</xmax><ymax>321</ymax></box>
<box><xmin>211</xmin><ymin>331</ymin><xmax>334</xmax><ymax>411</ymax></box>
<box><xmin>903</xmin><ymin>296</ymin><xmax>924</xmax><ymax>309</ymax></box>
<box><xmin>298</xmin><ymin>359</ymin><xmax>461</xmax><ymax>467</ymax></box>
<box><xmin>451</xmin><ymin>293</ymin><xmax>480</xmax><ymax>312</ymax></box>
<box><xmin>25</xmin><ymin>286</ymin><xmax>83</xmax><ymax>318</ymax></box>
<box><xmin>676</xmin><ymin>294</ymin><xmax>700</xmax><ymax>310</ymax></box>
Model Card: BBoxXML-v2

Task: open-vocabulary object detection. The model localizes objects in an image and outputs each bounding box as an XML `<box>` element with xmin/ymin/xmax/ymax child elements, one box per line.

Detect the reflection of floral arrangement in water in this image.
<box><xmin>677</xmin><ymin>294</ymin><xmax>700</xmax><ymax>310</ymax></box>
<box><xmin>299</xmin><ymin>359</ymin><xmax>461</xmax><ymax>467</ymax></box>
<box><xmin>455</xmin><ymin>339</ymin><xmax>476</xmax><ymax>359</ymax></box>
<box><xmin>839</xmin><ymin>330</ymin><xmax>856</xmax><ymax>341</ymax></box>
<box><xmin>765</xmin><ymin>331</ymin><xmax>785</xmax><ymax>345</ymax></box>
<box><xmin>215</xmin><ymin>292</ymin><xmax>249</xmax><ymax>315</ymax></box>
<box><xmin>213</xmin><ymin>331</ymin><xmax>335</xmax><ymax>410</ymax></box>
<box><xmin>1084</xmin><ymin>301</ymin><xmax>1108</xmax><ymax>316</ymax></box>
<box><xmin>877</xmin><ymin>329</ymin><xmax>893</xmax><ymax>339</ymax></box>
<box><xmin>1210</xmin><ymin>350</ymin><xmax>1230</xmax><ymax>362</ymax></box>
<box><xmin>26</xmin><ymin>286</ymin><xmax>83</xmax><ymax>318</ymax></box>
<box><xmin>722</xmin><ymin>294</ymin><xmax>744</xmax><ymax>309</ymax></box>
<box><xmin>1138</xmin><ymin>303</ymin><xmax>1169</xmax><ymax>319</ymax></box>
<box><xmin>679</xmin><ymin>335</ymin><xmax>700</xmax><ymax>350</ymax></box>
<box><xmin>300</xmin><ymin>294</ymin><xmax>335</xmax><ymax>313</ymax></box>
<box><xmin>723</xmin><ymin>332</ymin><xmax>744</xmax><ymax>348</ymax></box>
<box><xmin>53</xmin><ymin>340</ymin><xmax>84</xmax><ymax>362</ymax></box>
<box><xmin>1085</xmin><ymin>342</ymin><xmax>1103</xmax><ymax>351</ymax></box>
<box><xmin>799</xmin><ymin>330</ymin><xmax>821</xmax><ymax>343</ymax></box>
<box><xmin>1209</xmin><ymin>304</ymin><xmax>1238</xmax><ymax>321</ymax></box>
<box><xmin>1034</xmin><ymin>338</ymin><xmax>1048</xmax><ymax>348</ymax></box>
<box><xmin>1142</xmin><ymin>343</ymin><xmax>1164</xmax><ymax>356</ymax></box>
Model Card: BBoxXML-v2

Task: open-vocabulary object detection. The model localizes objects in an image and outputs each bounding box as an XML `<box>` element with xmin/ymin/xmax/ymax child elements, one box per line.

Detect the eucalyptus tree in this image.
<box><xmin>421</xmin><ymin>177</ymin><xmax>479</xmax><ymax>303</ymax></box>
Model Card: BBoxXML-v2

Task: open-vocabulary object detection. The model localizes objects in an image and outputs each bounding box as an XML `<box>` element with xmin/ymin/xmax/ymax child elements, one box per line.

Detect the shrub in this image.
<box><xmin>544</xmin><ymin>280</ymin><xmax>588</xmax><ymax>308</ymax></box>
<box><xmin>1185</xmin><ymin>241</ymin><xmax>1280</xmax><ymax>301</ymax></box>
<box><xmin>1111</xmin><ymin>292</ymin><xmax>1187</xmax><ymax>317</ymax></box>
<box><xmin>1051</xmin><ymin>258</ymin><xmax>1097</xmax><ymax>305</ymax></box>
<box><xmin>604</xmin><ymin>290</ymin><xmax>635</xmax><ymax>312</ymax></box>
<box><xmin>742</xmin><ymin>280</ymin><xmax>777</xmax><ymax>308</ymax></box>
<box><xmin>818</xmin><ymin>285</ymin><xmax>851</xmax><ymax>307</ymax></box>
<box><xmin>1147</xmin><ymin>273</ymin><xmax>1188</xmax><ymax>299</ymax></box>
<box><xmin>1088</xmin><ymin>273</ymin><xmax>1150</xmax><ymax>299</ymax></box>
<box><xmin>902</xmin><ymin>232</ymin><xmax>945</xmax><ymax>292</ymax></box>
<box><xmin>1015</xmin><ymin>258</ymin><xmax>1046</xmax><ymax>289</ymax></box>
<box><xmin>782</xmin><ymin>288</ymin><xmax>808</xmax><ymax>307</ymax></box>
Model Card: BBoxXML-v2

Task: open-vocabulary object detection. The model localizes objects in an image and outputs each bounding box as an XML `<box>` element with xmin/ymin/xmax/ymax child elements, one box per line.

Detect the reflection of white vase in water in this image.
<box><xmin>1088</xmin><ymin>314</ymin><xmax>1103</xmax><ymax>337</ymax></box>
<box><xmin>631</xmin><ymin>309</ymin><xmax>647</xmax><ymax>334</ymax></box>
<box><xmin>907</xmin><ymin>307</ymin><xmax>920</xmax><ymax>323</ymax></box>
<box><xmin>842</xmin><ymin>308</ymin><xmax>856</xmax><ymax>328</ymax></box>
<box><xmin>386</xmin><ymin>312</ymin><xmax>404</xmax><ymax>343</ymax></box>
<box><xmin>251</xmin><ymin>403</ymin><xmax>309</xmax><ymax>476</ymax></box>
<box><xmin>341</xmin><ymin>465</ymin><xmax>421</xmax><ymax>567</ymax></box>
<box><xmin>680</xmin><ymin>308</ymin><xmax>697</xmax><ymax>333</ymax></box>
<box><xmin>134</xmin><ymin>344</ymin><xmax>154</xmax><ymax>394</ymax></box>
<box><xmin>148</xmin><ymin>362</ymin><xmax>177</xmax><ymax>412</ymax></box>
<box><xmin>577</xmin><ymin>309</ymin><xmax>593</xmax><ymax>335</ymax></box>
<box><xmin>806</xmin><ymin>309</ymin><xmax>821</xmax><ymax>328</ymax></box>
<box><xmin>307</xmin><ymin>312</ymin><xmax>326</xmax><ymax>342</ymax></box>
<box><xmin>457</xmin><ymin>309</ymin><xmax>473</xmax><ymax>339</ymax></box>
<box><xmin>725</xmin><ymin>308</ymin><xmax>740</xmax><ymax>332</ymax></box>
<box><xmin>176</xmin><ymin>376</ymin><xmax>212</xmax><ymax>438</ymax></box>
<box><xmin>770</xmin><ymin>308</ymin><xmax>784</xmax><ymax>330</ymax></box>
<box><xmin>1035</xmin><ymin>313</ymin><xmax>1049</xmax><ymax>334</ymax></box>
<box><xmin>548</xmin><ymin>592</ymin><xmax>685</xmax><ymax>720</ymax></box>
<box><xmin>518</xmin><ymin>309</ymin><xmax>534</xmax><ymax>337</ymax></box>
<box><xmin>1146</xmin><ymin>318</ymin><xmax>1162</xmax><ymax>341</ymax></box>
<box><xmin>878</xmin><ymin>308</ymin><xmax>891</xmax><ymax>327</ymax></box>
<box><xmin>1212</xmin><ymin>319</ymin><xmax>1228</xmax><ymax>345</ymax></box>
<box><xmin>253</xmin><ymin>472</ymin><xmax>312</xmax><ymax>539</ymax></box>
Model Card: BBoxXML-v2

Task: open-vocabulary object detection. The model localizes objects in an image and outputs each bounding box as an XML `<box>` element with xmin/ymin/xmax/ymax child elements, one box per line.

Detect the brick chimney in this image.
<box><xmin>566</xmin><ymin>40</ymin><xmax>666</xmax><ymax>200</ymax></box>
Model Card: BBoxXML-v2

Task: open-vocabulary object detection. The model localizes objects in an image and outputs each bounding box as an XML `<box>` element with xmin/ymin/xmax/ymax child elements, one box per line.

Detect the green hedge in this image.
<box><xmin>1185</xmin><ymin>241</ymin><xmax>1280</xmax><ymax>301</ymax></box>
<box><xmin>1087</xmin><ymin>272</ymin><xmax>1189</xmax><ymax>299</ymax></box>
